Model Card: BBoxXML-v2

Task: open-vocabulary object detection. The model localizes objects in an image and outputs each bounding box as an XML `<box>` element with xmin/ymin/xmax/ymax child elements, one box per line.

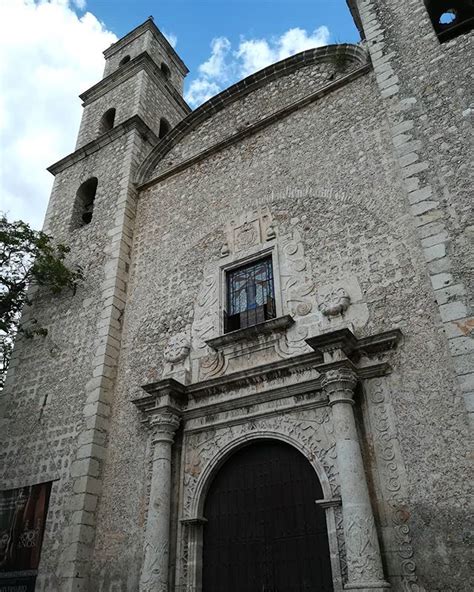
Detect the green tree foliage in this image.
<box><xmin>0</xmin><ymin>214</ymin><xmax>82</xmax><ymax>388</ymax></box>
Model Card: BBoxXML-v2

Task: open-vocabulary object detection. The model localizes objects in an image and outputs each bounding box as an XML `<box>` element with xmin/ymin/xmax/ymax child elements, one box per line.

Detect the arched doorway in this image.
<box><xmin>202</xmin><ymin>440</ymin><xmax>334</xmax><ymax>592</ymax></box>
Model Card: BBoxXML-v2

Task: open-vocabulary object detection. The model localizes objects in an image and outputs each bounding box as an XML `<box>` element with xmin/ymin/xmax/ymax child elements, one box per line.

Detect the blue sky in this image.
<box><xmin>0</xmin><ymin>0</ymin><xmax>359</xmax><ymax>228</ymax></box>
<box><xmin>88</xmin><ymin>0</ymin><xmax>360</xmax><ymax>70</ymax></box>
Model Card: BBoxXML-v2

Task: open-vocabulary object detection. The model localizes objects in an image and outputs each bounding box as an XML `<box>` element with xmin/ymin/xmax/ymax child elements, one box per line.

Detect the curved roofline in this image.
<box><xmin>135</xmin><ymin>43</ymin><xmax>369</xmax><ymax>186</ymax></box>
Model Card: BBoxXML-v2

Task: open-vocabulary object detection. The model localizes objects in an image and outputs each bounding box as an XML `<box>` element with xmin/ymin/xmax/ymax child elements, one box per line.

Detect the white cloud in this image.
<box><xmin>163</xmin><ymin>30</ymin><xmax>178</xmax><ymax>48</ymax></box>
<box><xmin>0</xmin><ymin>0</ymin><xmax>117</xmax><ymax>230</ymax></box>
<box><xmin>185</xmin><ymin>25</ymin><xmax>331</xmax><ymax>108</ymax></box>
<box><xmin>199</xmin><ymin>37</ymin><xmax>231</xmax><ymax>79</ymax></box>
<box><xmin>71</xmin><ymin>0</ymin><xmax>86</xmax><ymax>10</ymax></box>
<box><xmin>185</xmin><ymin>79</ymin><xmax>222</xmax><ymax>108</ymax></box>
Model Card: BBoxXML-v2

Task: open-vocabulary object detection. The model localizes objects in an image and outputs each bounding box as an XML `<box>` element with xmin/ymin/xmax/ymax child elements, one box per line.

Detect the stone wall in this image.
<box><xmin>89</xmin><ymin>51</ymin><xmax>470</xmax><ymax>591</ymax></box>
<box><xmin>1</xmin><ymin>8</ymin><xmax>471</xmax><ymax>592</ymax></box>
<box><xmin>0</xmin><ymin>127</ymin><xmax>154</xmax><ymax>591</ymax></box>
<box><xmin>352</xmin><ymin>0</ymin><xmax>473</xmax><ymax>426</ymax></box>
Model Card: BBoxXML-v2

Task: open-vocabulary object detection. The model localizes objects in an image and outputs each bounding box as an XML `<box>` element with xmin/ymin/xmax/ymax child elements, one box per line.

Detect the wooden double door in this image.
<box><xmin>202</xmin><ymin>440</ymin><xmax>334</xmax><ymax>592</ymax></box>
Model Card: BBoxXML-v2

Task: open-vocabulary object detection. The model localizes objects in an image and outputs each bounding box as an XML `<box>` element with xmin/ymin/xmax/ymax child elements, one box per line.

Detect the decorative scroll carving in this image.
<box><xmin>192</xmin><ymin>274</ymin><xmax>219</xmax><ymax>353</ymax></box>
<box><xmin>334</xmin><ymin>505</ymin><xmax>348</xmax><ymax>582</ymax></box>
<box><xmin>369</xmin><ymin>379</ymin><xmax>420</xmax><ymax>591</ymax></box>
<box><xmin>179</xmin><ymin>522</ymin><xmax>189</xmax><ymax>590</ymax></box>
<box><xmin>279</xmin><ymin>231</ymin><xmax>315</xmax><ymax>317</ymax></box>
<box><xmin>319</xmin><ymin>287</ymin><xmax>351</xmax><ymax>317</ymax></box>
<box><xmin>199</xmin><ymin>351</ymin><xmax>226</xmax><ymax>379</ymax></box>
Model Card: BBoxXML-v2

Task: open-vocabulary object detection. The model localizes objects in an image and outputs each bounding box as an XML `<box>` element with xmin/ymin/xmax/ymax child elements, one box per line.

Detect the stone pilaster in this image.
<box><xmin>322</xmin><ymin>367</ymin><xmax>390</xmax><ymax>592</ymax></box>
<box><xmin>139</xmin><ymin>410</ymin><xmax>180</xmax><ymax>592</ymax></box>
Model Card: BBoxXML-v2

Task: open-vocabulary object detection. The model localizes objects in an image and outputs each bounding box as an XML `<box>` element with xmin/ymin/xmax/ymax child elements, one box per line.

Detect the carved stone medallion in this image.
<box><xmin>164</xmin><ymin>332</ymin><xmax>190</xmax><ymax>364</ymax></box>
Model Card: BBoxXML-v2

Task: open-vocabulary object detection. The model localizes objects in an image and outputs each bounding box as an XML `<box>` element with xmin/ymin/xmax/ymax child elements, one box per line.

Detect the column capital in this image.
<box><xmin>148</xmin><ymin>409</ymin><xmax>180</xmax><ymax>444</ymax></box>
<box><xmin>321</xmin><ymin>367</ymin><xmax>358</xmax><ymax>405</ymax></box>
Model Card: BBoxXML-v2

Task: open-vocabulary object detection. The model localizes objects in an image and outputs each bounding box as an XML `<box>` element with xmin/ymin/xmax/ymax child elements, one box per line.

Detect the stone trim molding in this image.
<box><xmin>47</xmin><ymin>115</ymin><xmax>159</xmax><ymax>176</ymax></box>
<box><xmin>316</xmin><ymin>497</ymin><xmax>343</xmax><ymax>509</ymax></box>
<box><xmin>79</xmin><ymin>51</ymin><xmax>190</xmax><ymax>112</ymax></box>
<box><xmin>346</xmin><ymin>1</ymin><xmax>364</xmax><ymax>38</ymax></box>
<box><xmin>103</xmin><ymin>17</ymin><xmax>189</xmax><ymax>75</ymax></box>
<box><xmin>135</xmin><ymin>44</ymin><xmax>370</xmax><ymax>187</ymax></box>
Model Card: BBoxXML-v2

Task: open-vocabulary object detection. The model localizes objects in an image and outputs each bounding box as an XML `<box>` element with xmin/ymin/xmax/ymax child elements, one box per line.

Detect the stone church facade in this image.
<box><xmin>1</xmin><ymin>1</ymin><xmax>472</xmax><ymax>591</ymax></box>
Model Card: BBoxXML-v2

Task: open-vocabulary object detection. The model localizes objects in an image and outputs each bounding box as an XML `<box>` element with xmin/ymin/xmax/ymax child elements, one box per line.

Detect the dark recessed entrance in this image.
<box><xmin>202</xmin><ymin>440</ymin><xmax>334</xmax><ymax>592</ymax></box>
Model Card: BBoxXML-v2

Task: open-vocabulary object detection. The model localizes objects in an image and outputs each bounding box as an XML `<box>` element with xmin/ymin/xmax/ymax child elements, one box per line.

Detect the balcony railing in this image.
<box><xmin>224</xmin><ymin>298</ymin><xmax>276</xmax><ymax>333</ymax></box>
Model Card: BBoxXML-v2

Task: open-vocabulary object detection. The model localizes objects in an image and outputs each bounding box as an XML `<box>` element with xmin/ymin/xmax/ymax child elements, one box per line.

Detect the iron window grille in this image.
<box><xmin>224</xmin><ymin>256</ymin><xmax>276</xmax><ymax>333</ymax></box>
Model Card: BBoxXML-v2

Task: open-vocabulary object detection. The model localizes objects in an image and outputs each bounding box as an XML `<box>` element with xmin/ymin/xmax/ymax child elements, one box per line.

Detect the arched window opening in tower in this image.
<box><xmin>119</xmin><ymin>55</ymin><xmax>131</xmax><ymax>66</ymax></box>
<box><xmin>161</xmin><ymin>62</ymin><xmax>171</xmax><ymax>80</ymax></box>
<box><xmin>98</xmin><ymin>108</ymin><xmax>116</xmax><ymax>136</ymax></box>
<box><xmin>424</xmin><ymin>0</ymin><xmax>474</xmax><ymax>42</ymax></box>
<box><xmin>159</xmin><ymin>118</ymin><xmax>171</xmax><ymax>139</ymax></box>
<box><xmin>71</xmin><ymin>178</ymin><xmax>98</xmax><ymax>229</ymax></box>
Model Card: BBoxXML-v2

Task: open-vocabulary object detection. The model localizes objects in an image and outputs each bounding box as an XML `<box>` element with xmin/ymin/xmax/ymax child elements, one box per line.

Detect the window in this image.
<box><xmin>119</xmin><ymin>55</ymin><xmax>131</xmax><ymax>66</ymax></box>
<box><xmin>159</xmin><ymin>117</ymin><xmax>171</xmax><ymax>139</ymax></box>
<box><xmin>98</xmin><ymin>108</ymin><xmax>116</xmax><ymax>135</ymax></box>
<box><xmin>424</xmin><ymin>0</ymin><xmax>474</xmax><ymax>42</ymax></box>
<box><xmin>161</xmin><ymin>62</ymin><xmax>171</xmax><ymax>79</ymax></box>
<box><xmin>71</xmin><ymin>177</ymin><xmax>97</xmax><ymax>229</ymax></box>
<box><xmin>224</xmin><ymin>256</ymin><xmax>276</xmax><ymax>333</ymax></box>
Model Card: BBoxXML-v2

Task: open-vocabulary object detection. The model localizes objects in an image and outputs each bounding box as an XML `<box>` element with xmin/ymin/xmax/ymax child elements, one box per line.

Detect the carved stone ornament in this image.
<box><xmin>235</xmin><ymin>221</ymin><xmax>259</xmax><ymax>250</ymax></box>
<box><xmin>319</xmin><ymin>287</ymin><xmax>351</xmax><ymax>317</ymax></box>
<box><xmin>164</xmin><ymin>332</ymin><xmax>190</xmax><ymax>364</ymax></box>
<box><xmin>220</xmin><ymin>241</ymin><xmax>230</xmax><ymax>257</ymax></box>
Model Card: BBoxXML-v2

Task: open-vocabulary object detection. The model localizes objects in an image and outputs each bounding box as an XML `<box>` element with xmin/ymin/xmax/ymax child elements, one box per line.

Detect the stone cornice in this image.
<box><xmin>346</xmin><ymin>1</ymin><xmax>365</xmax><ymax>39</ymax></box>
<box><xmin>47</xmin><ymin>115</ymin><xmax>158</xmax><ymax>176</ymax></box>
<box><xmin>205</xmin><ymin>315</ymin><xmax>294</xmax><ymax>350</ymax></box>
<box><xmin>306</xmin><ymin>328</ymin><xmax>403</xmax><ymax>360</ymax></box>
<box><xmin>135</xmin><ymin>44</ymin><xmax>371</xmax><ymax>187</ymax></box>
<box><xmin>79</xmin><ymin>52</ymin><xmax>190</xmax><ymax>114</ymax></box>
<box><xmin>134</xmin><ymin>328</ymin><xmax>401</xmax><ymax>417</ymax></box>
<box><xmin>103</xmin><ymin>17</ymin><xmax>189</xmax><ymax>75</ymax></box>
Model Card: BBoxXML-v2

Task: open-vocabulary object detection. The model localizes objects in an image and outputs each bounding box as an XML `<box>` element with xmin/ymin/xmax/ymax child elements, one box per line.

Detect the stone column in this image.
<box><xmin>322</xmin><ymin>368</ymin><xmax>390</xmax><ymax>592</ymax></box>
<box><xmin>139</xmin><ymin>411</ymin><xmax>180</xmax><ymax>592</ymax></box>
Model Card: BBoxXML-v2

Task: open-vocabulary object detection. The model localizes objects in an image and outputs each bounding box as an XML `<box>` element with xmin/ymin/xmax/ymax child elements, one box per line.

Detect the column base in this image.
<box><xmin>345</xmin><ymin>581</ymin><xmax>391</xmax><ymax>591</ymax></box>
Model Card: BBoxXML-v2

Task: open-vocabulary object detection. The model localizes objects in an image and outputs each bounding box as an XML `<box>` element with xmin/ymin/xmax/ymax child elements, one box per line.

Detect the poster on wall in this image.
<box><xmin>0</xmin><ymin>482</ymin><xmax>52</xmax><ymax>592</ymax></box>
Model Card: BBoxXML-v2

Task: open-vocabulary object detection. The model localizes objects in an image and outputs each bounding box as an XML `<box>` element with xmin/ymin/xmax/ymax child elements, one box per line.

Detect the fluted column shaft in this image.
<box><xmin>139</xmin><ymin>412</ymin><xmax>180</xmax><ymax>592</ymax></box>
<box><xmin>322</xmin><ymin>368</ymin><xmax>389</xmax><ymax>591</ymax></box>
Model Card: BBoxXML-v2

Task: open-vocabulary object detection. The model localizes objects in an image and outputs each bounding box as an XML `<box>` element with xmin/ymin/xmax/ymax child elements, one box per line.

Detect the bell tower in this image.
<box><xmin>1</xmin><ymin>17</ymin><xmax>189</xmax><ymax>592</ymax></box>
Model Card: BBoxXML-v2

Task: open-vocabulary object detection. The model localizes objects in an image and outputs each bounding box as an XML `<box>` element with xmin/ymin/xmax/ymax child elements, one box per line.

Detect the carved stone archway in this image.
<box><xmin>181</xmin><ymin>429</ymin><xmax>343</xmax><ymax>592</ymax></box>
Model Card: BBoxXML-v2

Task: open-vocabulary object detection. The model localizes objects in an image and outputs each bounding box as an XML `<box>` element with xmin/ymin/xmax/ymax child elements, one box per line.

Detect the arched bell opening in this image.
<box><xmin>424</xmin><ymin>0</ymin><xmax>474</xmax><ymax>41</ymax></box>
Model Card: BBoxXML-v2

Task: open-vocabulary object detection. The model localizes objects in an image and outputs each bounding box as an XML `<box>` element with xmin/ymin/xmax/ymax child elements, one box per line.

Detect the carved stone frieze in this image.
<box><xmin>346</xmin><ymin>516</ymin><xmax>385</xmax><ymax>582</ymax></box>
<box><xmin>368</xmin><ymin>379</ymin><xmax>421</xmax><ymax>592</ymax></box>
<box><xmin>181</xmin><ymin>407</ymin><xmax>338</xmax><ymax>518</ymax></box>
<box><xmin>192</xmin><ymin>273</ymin><xmax>219</xmax><ymax>357</ymax></box>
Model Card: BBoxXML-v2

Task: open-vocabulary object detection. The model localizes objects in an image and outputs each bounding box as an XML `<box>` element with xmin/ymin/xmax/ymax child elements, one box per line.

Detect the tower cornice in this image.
<box><xmin>47</xmin><ymin>115</ymin><xmax>158</xmax><ymax>176</ymax></box>
<box><xmin>79</xmin><ymin>52</ymin><xmax>190</xmax><ymax>115</ymax></box>
<box><xmin>103</xmin><ymin>17</ymin><xmax>189</xmax><ymax>75</ymax></box>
